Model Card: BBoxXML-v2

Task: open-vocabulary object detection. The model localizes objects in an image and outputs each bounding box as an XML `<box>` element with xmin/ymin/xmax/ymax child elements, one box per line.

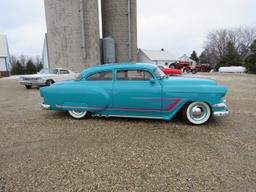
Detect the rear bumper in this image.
<box><xmin>213</xmin><ymin>102</ymin><xmax>229</xmax><ymax>117</ymax></box>
<box><xmin>41</xmin><ymin>103</ymin><xmax>51</xmax><ymax>110</ymax></box>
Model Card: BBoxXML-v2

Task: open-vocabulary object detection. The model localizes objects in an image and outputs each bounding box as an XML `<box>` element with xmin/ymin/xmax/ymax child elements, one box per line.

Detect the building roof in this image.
<box><xmin>0</xmin><ymin>35</ymin><xmax>9</xmax><ymax>57</ymax></box>
<box><xmin>140</xmin><ymin>49</ymin><xmax>177</xmax><ymax>61</ymax></box>
<box><xmin>179</xmin><ymin>54</ymin><xmax>196</xmax><ymax>64</ymax></box>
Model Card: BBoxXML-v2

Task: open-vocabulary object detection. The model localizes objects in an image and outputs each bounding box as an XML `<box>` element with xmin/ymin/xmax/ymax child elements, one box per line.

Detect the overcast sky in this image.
<box><xmin>0</xmin><ymin>0</ymin><xmax>255</xmax><ymax>57</ymax></box>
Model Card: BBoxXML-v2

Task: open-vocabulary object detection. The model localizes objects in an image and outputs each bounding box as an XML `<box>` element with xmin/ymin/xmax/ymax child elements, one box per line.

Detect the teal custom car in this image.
<box><xmin>40</xmin><ymin>63</ymin><xmax>229</xmax><ymax>125</ymax></box>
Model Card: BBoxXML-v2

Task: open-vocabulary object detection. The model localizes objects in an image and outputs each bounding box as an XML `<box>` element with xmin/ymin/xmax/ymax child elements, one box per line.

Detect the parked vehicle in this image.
<box><xmin>169</xmin><ymin>61</ymin><xmax>197</xmax><ymax>74</ymax></box>
<box><xmin>195</xmin><ymin>64</ymin><xmax>212</xmax><ymax>72</ymax></box>
<box><xmin>158</xmin><ymin>66</ymin><xmax>182</xmax><ymax>75</ymax></box>
<box><xmin>40</xmin><ymin>63</ymin><xmax>229</xmax><ymax>125</ymax></box>
<box><xmin>19</xmin><ymin>68</ymin><xmax>78</xmax><ymax>89</ymax></box>
<box><xmin>219</xmin><ymin>66</ymin><xmax>247</xmax><ymax>73</ymax></box>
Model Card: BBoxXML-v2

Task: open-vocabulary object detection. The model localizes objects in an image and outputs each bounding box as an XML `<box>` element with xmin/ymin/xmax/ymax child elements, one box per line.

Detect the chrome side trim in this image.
<box><xmin>213</xmin><ymin>111</ymin><xmax>229</xmax><ymax>117</ymax></box>
<box><xmin>92</xmin><ymin>114</ymin><xmax>163</xmax><ymax>120</ymax></box>
<box><xmin>41</xmin><ymin>103</ymin><xmax>51</xmax><ymax>110</ymax></box>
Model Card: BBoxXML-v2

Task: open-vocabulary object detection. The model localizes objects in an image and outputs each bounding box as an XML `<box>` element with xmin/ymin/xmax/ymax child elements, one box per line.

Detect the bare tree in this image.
<box><xmin>10</xmin><ymin>55</ymin><xmax>17</xmax><ymax>67</ymax></box>
<box><xmin>34</xmin><ymin>56</ymin><xmax>41</xmax><ymax>66</ymax></box>
<box><xmin>203</xmin><ymin>27</ymin><xmax>256</xmax><ymax>66</ymax></box>
<box><xmin>19</xmin><ymin>55</ymin><xmax>28</xmax><ymax>66</ymax></box>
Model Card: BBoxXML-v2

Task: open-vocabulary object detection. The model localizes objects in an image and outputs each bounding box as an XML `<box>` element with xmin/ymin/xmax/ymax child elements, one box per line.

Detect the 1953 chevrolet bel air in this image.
<box><xmin>40</xmin><ymin>63</ymin><xmax>229</xmax><ymax>125</ymax></box>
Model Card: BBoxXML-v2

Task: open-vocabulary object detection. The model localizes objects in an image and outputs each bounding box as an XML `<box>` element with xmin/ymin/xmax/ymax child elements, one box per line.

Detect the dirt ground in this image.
<box><xmin>0</xmin><ymin>73</ymin><xmax>256</xmax><ymax>192</ymax></box>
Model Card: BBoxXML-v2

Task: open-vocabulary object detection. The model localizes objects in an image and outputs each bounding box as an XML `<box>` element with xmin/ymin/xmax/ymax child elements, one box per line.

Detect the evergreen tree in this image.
<box><xmin>11</xmin><ymin>61</ymin><xmax>25</xmax><ymax>75</ymax></box>
<box><xmin>199</xmin><ymin>52</ymin><xmax>208</xmax><ymax>64</ymax></box>
<box><xmin>190</xmin><ymin>51</ymin><xmax>199</xmax><ymax>64</ymax></box>
<box><xmin>218</xmin><ymin>41</ymin><xmax>242</xmax><ymax>68</ymax></box>
<box><xmin>245</xmin><ymin>40</ymin><xmax>256</xmax><ymax>73</ymax></box>
<box><xmin>36</xmin><ymin>63</ymin><xmax>44</xmax><ymax>72</ymax></box>
<box><xmin>25</xmin><ymin>60</ymin><xmax>37</xmax><ymax>74</ymax></box>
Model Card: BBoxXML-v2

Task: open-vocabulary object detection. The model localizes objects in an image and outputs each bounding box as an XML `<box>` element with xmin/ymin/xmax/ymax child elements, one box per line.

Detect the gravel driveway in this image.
<box><xmin>0</xmin><ymin>73</ymin><xmax>256</xmax><ymax>191</ymax></box>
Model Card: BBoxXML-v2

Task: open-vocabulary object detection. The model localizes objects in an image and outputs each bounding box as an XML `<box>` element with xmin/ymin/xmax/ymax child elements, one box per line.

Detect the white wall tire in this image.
<box><xmin>68</xmin><ymin>110</ymin><xmax>90</xmax><ymax>119</ymax></box>
<box><xmin>182</xmin><ymin>102</ymin><xmax>211</xmax><ymax>125</ymax></box>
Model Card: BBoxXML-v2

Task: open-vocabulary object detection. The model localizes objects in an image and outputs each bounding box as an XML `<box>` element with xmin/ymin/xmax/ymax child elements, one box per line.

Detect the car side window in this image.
<box><xmin>87</xmin><ymin>71</ymin><xmax>113</xmax><ymax>81</ymax></box>
<box><xmin>59</xmin><ymin>70</ymin><xmax>70</xmax><ymax>74</ymax></box>
<box><xmin>117</xmin><ymin>70</ymin><xmax>152</xmax><ymax>81</ymax></box>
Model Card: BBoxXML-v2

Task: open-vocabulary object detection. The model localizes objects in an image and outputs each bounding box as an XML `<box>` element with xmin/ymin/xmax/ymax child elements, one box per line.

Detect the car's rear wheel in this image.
<box><xmin>25</xmin><ymin>85</ymin><xmax>32</xmax><ymax>89</ymax></box>
<box><xmin>191</xmin><ymin>69</ymin><xmax>197</xmax><ymax>74</ymax></box>
<box><xmin>182</xmin><ymin>102</ymin><xmax>211</xmax><ymax>125</ymax></box>
<box><xmin>68</xmin><ymin>110</ymin><xmax>90</xmax><ymax>119</ymax></box>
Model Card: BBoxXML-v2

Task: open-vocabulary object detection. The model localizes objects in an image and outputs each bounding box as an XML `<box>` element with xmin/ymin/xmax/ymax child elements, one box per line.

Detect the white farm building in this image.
<box><xmin>137</xmin><ymin>49</ymin><xmax>177</xmax><ymax>68</ymax></box>
<box><xmin>0</xmin><ymin>35</ymin><xmax>11</xmax><ymax>77</ymax></box>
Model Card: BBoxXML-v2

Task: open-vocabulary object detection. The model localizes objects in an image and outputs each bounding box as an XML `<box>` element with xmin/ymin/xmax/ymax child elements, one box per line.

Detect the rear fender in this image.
<box><xmin>44</xmin><ymin>86</ymin><xmax>111</xmax><ymax>112</ymax></box>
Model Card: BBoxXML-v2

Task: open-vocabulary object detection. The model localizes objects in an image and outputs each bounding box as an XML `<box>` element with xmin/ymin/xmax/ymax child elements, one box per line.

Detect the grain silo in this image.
<box><xmin>101</xmin><ymin>0</ymin><xmax>137</xmax><ymax>63</ymax></box>
<box><xmin>44</xmin><ymin>0</ymin><xmax>101</xmax><ymax>72</ymax></box>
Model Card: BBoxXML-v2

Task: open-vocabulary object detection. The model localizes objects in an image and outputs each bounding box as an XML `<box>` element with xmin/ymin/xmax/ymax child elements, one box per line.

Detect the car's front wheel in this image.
<box><xmin>46</xmin><ymin>80</ymin><xmax>54</xmax><ymax>86</ymax></box>
<box><xmin>182</xmin><ymin>102</ymin><xmax>211</xmax><ymax>125</ymax></box>
<box><xmin>182</xmin><ymin>68</ymin><xmax>190</xmax><ymax>74</ymax></box>
<box><xmin>25</xmin><ymin>85</ymin><xmax>32</xmax><ymax>89</ymax></box>
<box><xmin>68</xmin><ymin>110</ymin><xmax>91</xmax><ymax>119</ymax></box>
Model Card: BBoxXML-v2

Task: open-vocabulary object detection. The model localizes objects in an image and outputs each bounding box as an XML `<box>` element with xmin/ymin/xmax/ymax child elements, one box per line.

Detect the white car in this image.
<box><xmin>19</xmin><ymin>68</ymin><xmax>78</xmax><ymax>89</ymax></box>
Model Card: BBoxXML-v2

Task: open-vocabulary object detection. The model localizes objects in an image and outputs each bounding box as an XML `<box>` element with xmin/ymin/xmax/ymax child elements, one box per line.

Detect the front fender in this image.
<box><xmin>162</xmin><ymin>85</ymin><xmax>228</xmax><ymax>120</ymax></box>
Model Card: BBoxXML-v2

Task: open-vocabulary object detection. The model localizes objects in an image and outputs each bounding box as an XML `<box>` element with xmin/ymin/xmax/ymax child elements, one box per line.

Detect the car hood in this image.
<box><xmin>162</xmin><ymin>77</ymin><xmax>217</xmax><ymax>85</ymax></box>
<box><xmin>161</xmin><ymin>77</ymin><xmax>227</xmax><ymax>96</ymax></box>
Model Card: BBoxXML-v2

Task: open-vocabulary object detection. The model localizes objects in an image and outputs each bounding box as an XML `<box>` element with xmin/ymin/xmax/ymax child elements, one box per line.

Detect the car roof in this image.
<box><xmin>42</xmin><ymin>68</ymin><xmax>69</xmax><ymax>70</ymax></box>
<box><xmin>81</xmin><ymin>63</ymin><xmax>157</xmax><ymax>77</ymax></box>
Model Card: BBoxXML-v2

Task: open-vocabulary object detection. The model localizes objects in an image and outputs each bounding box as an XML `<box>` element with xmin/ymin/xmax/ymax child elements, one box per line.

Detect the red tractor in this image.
<box><xmin>169</xmin><ymin>62</ymin><xmax>211</xmax><ymax>74</ymax></box>
<box><xmin>195</xmin><ymin>64</ymin><xmax>212</xmax><ymax>72</ymax></box>
<box><xmin>169</xmin><ymin>61</ymin><xmax>197</xmax><ymax>74</ymax></box>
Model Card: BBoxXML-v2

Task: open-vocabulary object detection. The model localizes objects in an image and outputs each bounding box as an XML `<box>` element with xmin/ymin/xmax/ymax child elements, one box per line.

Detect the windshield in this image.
<box><xmin>154</xmin><ymin>67</ymin><xmax>166</xmax><ymax>79</ymax></box>
<box><xmin>39</xmin><ymin>68</ymin><xmax>58</xmax><ymax>74</ymax></box>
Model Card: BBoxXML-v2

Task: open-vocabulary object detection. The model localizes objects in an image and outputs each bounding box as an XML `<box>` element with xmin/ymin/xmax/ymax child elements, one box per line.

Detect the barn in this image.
<box><xmin>137</xmin><ymin>49</ymin><xmax>177</xmax><ymax>68</ymax></box>
<box><xmin>0</xmin><ymin>35</ymin><xmax>11</xmax><ymax>77</ymax></box>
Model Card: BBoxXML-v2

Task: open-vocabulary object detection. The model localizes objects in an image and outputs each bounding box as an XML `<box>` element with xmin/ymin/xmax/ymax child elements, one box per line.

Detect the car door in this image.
<box><xmin>112</xmin><ymin>69</ymin><xmax>162</xmax><ymax>118</ymax></box>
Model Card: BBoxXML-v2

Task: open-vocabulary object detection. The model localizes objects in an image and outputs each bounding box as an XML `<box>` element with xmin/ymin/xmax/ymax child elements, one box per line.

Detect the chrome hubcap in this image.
<box><xmin>71</xmin><ymin>110</ymin><xmax>86</xmax><ymax>116</ymax></box>
<box><xmin>190</xmin><ymin>105</ymin><xmax>207</xmax><ymax>121</ymax></box>
<box><xmin>191</xmin><ymin>107</ymin><xmax>203</xmax><ymax>117</ymax></box>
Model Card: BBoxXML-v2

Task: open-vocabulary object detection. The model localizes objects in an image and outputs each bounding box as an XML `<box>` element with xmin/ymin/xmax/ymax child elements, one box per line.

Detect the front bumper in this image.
<box><xmin>213</xmin><ymin>102</ymin><xmax>229</xmax><ymax>117</ymax></box>
<box><xmin>19</xmin><ymin>81</ymin><xmax>46</xmax><ymax>86</ymax></box>
<box><xmin>41</xmin><ymin>103</ymin><xmax>51</xmax><ymax>110</ymax></box>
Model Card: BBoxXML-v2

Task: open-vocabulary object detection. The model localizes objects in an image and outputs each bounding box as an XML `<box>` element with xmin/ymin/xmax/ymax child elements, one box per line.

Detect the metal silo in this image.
<box><xmin>101</xmin><ymin>0</ymin><xmax>137</xmax><ymax>63</ymax></box>
<box><xmin>44</xmin><ymin>0</ymin><xmax>101</xmax><ymax>72</ymax></box>
<box><xmin>103</xmin><ymin>37</ymin><xmax>116</xmax><ymax>64</ymax></box>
